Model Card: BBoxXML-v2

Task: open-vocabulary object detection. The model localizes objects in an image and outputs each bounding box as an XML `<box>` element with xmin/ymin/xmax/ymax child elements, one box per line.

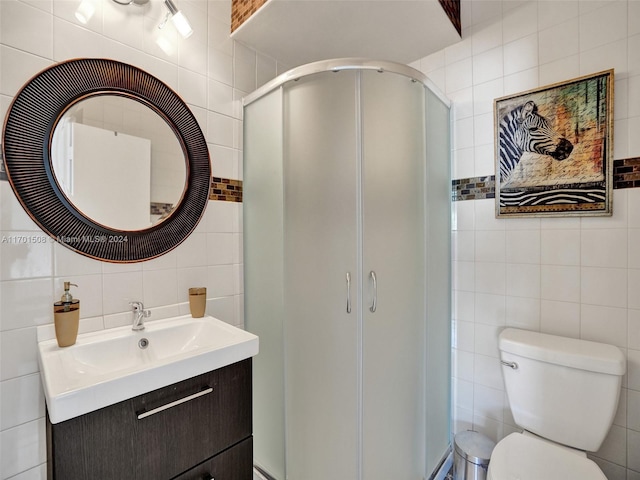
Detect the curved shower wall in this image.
<box><xmin>243</xmin><ymin>59</ymin><xmax>451</xmax><ymax>480</ymax></box>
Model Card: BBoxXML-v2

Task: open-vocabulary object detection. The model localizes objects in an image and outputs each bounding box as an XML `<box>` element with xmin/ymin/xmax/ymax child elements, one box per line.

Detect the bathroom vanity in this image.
<box><xmin>37</xmin><ymin>314</ymin><xmax>259</xmax><ymax>480</ymax></box>
<box><xmin>47</xmin><ymin>359</ymin><xmax>252</xmax><ymax>479</ymax></box>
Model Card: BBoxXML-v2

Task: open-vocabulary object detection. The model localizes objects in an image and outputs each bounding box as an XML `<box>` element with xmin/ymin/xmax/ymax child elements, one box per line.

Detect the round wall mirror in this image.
<box><xmin>50</xmin><ymin>95</ymin><xmax>187</xmax><ymax>231</ymax></box>
<box><xmin>2</xmin><ymin>58</ymin><xmax>210</xmax><ymax>262</ymax></box>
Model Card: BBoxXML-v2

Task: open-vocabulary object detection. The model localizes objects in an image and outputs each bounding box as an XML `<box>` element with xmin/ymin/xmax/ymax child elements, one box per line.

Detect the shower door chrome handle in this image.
<box><xmin>346</xmin><ymin>272</ymin><xmax>352</xmax><ymax>314</ymax></box>
<box><xmin>369</xmin><ymin>271</ymin><xmax>377</xmax><ymax>313</ymax></box>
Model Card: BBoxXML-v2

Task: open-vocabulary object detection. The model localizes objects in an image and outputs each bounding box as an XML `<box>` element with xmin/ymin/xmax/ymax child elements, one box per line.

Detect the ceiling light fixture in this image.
<box><xmin>162</xmin><ymin>0</ymin><xmax>193</xmax><ymax>39</ymax></box>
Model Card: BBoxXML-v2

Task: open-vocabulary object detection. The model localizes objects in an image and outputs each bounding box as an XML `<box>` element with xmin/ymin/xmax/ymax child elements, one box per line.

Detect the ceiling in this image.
<box><xmin>230</xmin><ymin>0</ymin><xmax>462</xmax><ymax>68</ymax></box>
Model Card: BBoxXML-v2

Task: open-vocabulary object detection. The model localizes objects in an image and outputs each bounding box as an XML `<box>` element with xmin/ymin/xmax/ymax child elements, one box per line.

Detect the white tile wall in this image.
<box><xmin>0</xmin><ymin>0</ymin><xmax>283</xmax><ymax>477</ymax></box>
<box><xmin>417</xmin><ymin>1</ymin><xmax>640</xmax><ymax>478</ymax></box>
<box><xmin>2</xmin><ymin>0</ymin><xmax>639</xmax><ymax>478</ymax></box>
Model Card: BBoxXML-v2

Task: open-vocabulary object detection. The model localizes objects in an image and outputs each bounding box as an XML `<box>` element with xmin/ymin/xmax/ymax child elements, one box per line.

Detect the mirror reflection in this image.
<box><xmin>50</xmin><ymin>95</ymin><xmax>187</xmax><ymax>231</ymax></box>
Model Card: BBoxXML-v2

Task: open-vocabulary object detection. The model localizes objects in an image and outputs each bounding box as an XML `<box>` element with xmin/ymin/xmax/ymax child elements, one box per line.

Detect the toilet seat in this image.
<box><xmin>487</xmin><ymin>433</ymin><xmax>607</xmax><ymax>480</ymax></box>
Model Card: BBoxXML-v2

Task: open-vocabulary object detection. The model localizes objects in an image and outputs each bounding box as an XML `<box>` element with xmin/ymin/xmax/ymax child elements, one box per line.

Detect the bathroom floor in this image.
<box><xmin>253</xmin><ymin>468</ymin><xmax>270</xmax><ymax>480</ymax></box>
<box><xmin>252</xmin><ymin>465</ymin><xmax>455</xmax><ymax>479</ymax></box>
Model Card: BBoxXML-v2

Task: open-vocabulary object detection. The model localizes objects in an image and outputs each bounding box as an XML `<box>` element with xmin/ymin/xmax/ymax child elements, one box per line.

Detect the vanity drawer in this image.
<box><xmin>133</xmin><ymin>358</ymin><xmax>252</xmax><ymax>478</ymax></box>
<box><xmin>47</xmin><ymin>359</ymin><xmax>252</xmax><ymax>480</ymax></box>
<box><xmin>172</xmin><ymin>437</ymin><xmax>253</xmax><ymax>480</ymax></box>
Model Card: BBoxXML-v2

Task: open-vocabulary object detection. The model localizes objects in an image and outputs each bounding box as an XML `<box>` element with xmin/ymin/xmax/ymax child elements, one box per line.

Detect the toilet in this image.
<box><xmin>488</xmin><ymin>328</ymin><xmax>626</xmax><ymax>480</ymax></box>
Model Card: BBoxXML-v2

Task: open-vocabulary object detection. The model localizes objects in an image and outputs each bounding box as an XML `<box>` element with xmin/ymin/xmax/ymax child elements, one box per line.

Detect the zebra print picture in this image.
<box><xmin>494</xmin><ymin>69</ymin><xmax>613</xmax><ymax>217</ymax></box>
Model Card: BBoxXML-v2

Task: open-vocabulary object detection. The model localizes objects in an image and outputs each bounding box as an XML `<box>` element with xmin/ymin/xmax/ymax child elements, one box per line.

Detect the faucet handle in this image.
<box><xmin>130</xmin><ymin>301</ymin><xmax>150</xmax><ymax>331</ymax></box>
<box><xmin>130</xmin><ymin>301</ymin><xmax>150</xmax><ymax>315</ymax></box>
<box><xmin>129</xmin><ymin>301</ymin><xmax>144</xmax><ymax>311</ymax></box>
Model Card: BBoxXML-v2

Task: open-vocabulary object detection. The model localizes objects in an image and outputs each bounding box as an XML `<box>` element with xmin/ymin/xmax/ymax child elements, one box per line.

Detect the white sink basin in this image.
<box><xmin>38</xmin><ymin>315</ymin><xmax>259</xmax><ymax>424</ymax></box>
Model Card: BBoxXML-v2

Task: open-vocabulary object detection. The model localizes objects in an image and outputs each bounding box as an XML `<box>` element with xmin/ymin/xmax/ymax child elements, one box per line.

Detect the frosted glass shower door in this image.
<box><xmin>244</xmin><ymin>60</ymin><xmax>452</xmax><ymax>480</ymax></box>
<box><xmin>360</xmin><ymin>70</ymin><xmax>427</xmax><ymax>479</ymax></box>
<box><xmin>244</xmin><ymin>88</ymin><xmax>286</xmax><ymax>479</ymax></box>
<box><xmin>283</xmin><ymin>71</ymin><xmax>360</xmax><ymax>480</ymax></box>
<box><xmin>424</xmin><ymin>87</ymin><xmax>453</xmax><ymax>475</ymax></box>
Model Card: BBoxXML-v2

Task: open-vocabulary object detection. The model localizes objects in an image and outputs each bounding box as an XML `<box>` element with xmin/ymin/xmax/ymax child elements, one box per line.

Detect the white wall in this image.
<box><xmin>0</xmin><ymin>0</ymin><xmax>287</xmax><ymax>477</ymax></box>
<box><xmin>71</xmin><ymin>123</ymin><xmax>152</xmax><ymax>229</ymax></box>
<box><xmin>412</xmin><ymin>1</ymin><xmax>640</xmax><ymax>478</ymax></box>
<box><xmin>3</xmin><ymin>0</ymin><xmax>639</xmax><ymax>478</ymax></box>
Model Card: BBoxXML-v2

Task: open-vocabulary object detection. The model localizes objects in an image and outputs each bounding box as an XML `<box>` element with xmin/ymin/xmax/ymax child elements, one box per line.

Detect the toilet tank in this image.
<box><xmin>498</xmin><ymin>328</ymin><xmax>625</xmax><ymax>452</ymax></box>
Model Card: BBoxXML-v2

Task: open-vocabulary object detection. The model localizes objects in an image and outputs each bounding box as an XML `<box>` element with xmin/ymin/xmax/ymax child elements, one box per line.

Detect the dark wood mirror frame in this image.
<box><xmin>2</xmin><ymin>58</ymin><xmax>211</xmax><ymax>263</ymax></box>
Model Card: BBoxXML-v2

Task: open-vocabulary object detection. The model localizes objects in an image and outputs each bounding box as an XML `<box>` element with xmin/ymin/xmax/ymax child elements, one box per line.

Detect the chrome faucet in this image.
<box><xmin>130</xmin><ymin>301</ymin><xmax>151</xmax><ymax>331</ymax></box>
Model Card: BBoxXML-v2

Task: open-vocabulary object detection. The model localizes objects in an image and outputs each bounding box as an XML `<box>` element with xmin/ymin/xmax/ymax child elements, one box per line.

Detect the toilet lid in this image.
<box><xmin>488</xmin><ymin>433</ymin><xmax>607</xmax><ymax>480</ymax></box>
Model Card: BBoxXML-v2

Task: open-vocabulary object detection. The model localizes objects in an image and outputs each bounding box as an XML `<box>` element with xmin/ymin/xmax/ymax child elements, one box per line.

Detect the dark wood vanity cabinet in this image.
<box><xmin>173</xmin><ymin>437</ymin><xmax>252</xmax><ymax>480</ymax></box>
<box><xmin>46</xmin><ymin>359</ymin><xmax>253</xmax><ymax>480</ymax></box>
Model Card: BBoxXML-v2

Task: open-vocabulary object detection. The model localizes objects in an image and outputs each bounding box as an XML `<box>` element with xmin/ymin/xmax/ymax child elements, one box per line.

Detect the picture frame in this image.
<box><xmin>494</xmin><ymin>69</ymin><xmax>614</xmax><ymax>217</ymax></box>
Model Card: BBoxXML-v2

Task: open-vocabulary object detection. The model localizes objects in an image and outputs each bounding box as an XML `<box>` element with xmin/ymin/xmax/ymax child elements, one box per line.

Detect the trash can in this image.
<box><xmin>453</xmin><ymin>430</ymin><xmax>495</xmax><ymax>480</ymax></box>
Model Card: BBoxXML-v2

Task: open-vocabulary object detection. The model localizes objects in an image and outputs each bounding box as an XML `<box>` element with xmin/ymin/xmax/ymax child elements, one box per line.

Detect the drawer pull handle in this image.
<box><xmin>202</xmin><ymin>475</ymin><xmax>214</xmax><ymax>480</ymax></box>
<box><xmin>137</xmin><ymin>387</ymin><xmax>213</xmax><ymax>420</ymax></box>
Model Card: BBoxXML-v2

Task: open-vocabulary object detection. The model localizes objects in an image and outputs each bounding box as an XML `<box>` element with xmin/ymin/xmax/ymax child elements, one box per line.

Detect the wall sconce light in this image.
<box><xmin>160</xmin><ymin>0</ymin><xmax>193</xmax><ymax>39</ymax></box>
<box><xmin>156</xmin><ymin>32</ymin><xmax>176</xmax><ymax>56</ymax></box>
<box><xmin>111</xmin><ymin>0</ymin><xmax>149</xmax><ymax>5</ymax></box>
<box><xmin>76</xmin><ymin>0</ymin><xmax>152</xmax><ymax>24</ymax></box>
<box><xmin>75</xmin><ymin>0</ymin><xmax>97</xmax><ymax>23</ymax></box>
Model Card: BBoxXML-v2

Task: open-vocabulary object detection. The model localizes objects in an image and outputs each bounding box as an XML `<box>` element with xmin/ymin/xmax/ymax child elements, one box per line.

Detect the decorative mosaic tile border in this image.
<box><xmin>150</xmin><ymin>202</ymin><xmax>174</xmax><ymax>217</ymax></box>
<box><xmin>439</xmin><ymin>0</ymin><xmax>461</xmax><ymax>36</ymax></box>
<box><xmin>231</xmin><ymin>0</ymin><xmax>460</xmax><ymax>36</ymax></box>
<box><xmin>4</xmin><ymin>148</ymin><xmax>637</xmax><ymax>205</ymax></box>
<box><xmin>453</xmin><ymin>157</ymin><xmax>640</xmax><ymax>201</ymax></box>
<box><xmin>0</xmin><ymin>151</ymin><xmax>6</xmax><ymax>181</ymax></box>
<box><xmin>231</xmin><ymin>0</ymin><xmax>267</xmax><ymax>32</ymax></box>
<box><xmin>210</xmin><ymin>177</ymin><xmax>243</xmax><ymax>202</ymax></box>
<box><xmin>0</xmin><ymin>151</ymin><xmax>242</xmax><ymax>203</ymax></box>
<box><xmin>613</xmin><ymin>157</ymin><xmax>640</xmax><ymax>189</ymax></box>
<box><xmin>452</xmin><ymin>176</ymin><xmax>495</xmax><ymax>202</ymax></box>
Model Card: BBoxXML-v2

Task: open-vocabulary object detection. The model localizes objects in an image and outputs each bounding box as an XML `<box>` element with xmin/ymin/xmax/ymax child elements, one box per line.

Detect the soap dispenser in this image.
<box><xmin>53</xmin><ymin>282</ymin><xmax>80</xmax><ymax>347</ymax></box>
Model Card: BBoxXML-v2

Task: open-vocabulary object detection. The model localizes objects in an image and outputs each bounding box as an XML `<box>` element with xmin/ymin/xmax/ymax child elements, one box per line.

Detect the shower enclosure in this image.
<box><xmin>243</xmin><ymin>59</ymin><xmax>451</xmax><ymax>480</ymax></box>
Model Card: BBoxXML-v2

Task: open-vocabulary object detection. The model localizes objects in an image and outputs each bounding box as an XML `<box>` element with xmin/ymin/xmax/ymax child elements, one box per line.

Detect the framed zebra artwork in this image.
<box><xmin>494</xmin><ymin>69</ymin><xmax>613</xmax><ymax>217</ymax></box>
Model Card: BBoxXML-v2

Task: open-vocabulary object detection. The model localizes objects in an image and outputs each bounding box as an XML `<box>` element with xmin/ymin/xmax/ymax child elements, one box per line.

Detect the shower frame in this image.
<box><xmin>243</xmin><ymin>58</ymin><xmax>452</xmax><ymax>480</ymax></box>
